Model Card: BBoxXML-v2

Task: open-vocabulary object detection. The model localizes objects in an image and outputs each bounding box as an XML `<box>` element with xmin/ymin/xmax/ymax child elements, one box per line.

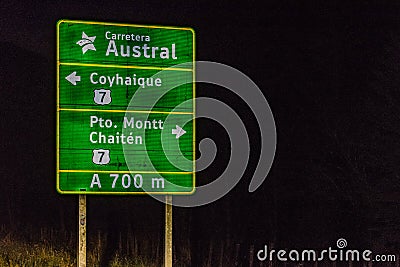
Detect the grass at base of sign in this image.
<box><xmin>0</xmin><ymin>225</ymin><xmax>256</xmax><ymax>266</ymax></box>
<box><xmin>0</xmin><ymin>237</ymin><xmax>74</xmax><ymax>266</ymax></box>
<box><xmin>0</xmin><ymin>228</ymin><xmax>158</xmax><ymax>267</ymax></box>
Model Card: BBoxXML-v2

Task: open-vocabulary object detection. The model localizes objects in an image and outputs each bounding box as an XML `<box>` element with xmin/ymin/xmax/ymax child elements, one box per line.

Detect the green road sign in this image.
<box><xmin>57</xmin><ymin>20</ymin><xmax>195</xmax><ymax>194</ymax></box>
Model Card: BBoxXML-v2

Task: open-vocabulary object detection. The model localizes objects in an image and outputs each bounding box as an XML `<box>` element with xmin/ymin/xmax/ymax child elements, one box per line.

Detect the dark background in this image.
<box><xmin>0</xmin><ymin>1</ymin><xmax>399</xmax><ymax>266</ymax></box>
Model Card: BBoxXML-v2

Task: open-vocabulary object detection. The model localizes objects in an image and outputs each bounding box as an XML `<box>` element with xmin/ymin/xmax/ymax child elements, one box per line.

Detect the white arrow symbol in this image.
<box><xmin>172</xmin><ymin>125</ymin><xmax>186</xmax><ymax>139</ymax></box>
<box><xmin>65</xmin><ymin>71</ymin><xmax>81</xmax><ymax>85</ymax></box>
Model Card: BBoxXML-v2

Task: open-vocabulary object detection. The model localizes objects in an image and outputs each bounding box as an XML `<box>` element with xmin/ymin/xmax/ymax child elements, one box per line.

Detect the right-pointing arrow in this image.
<box><xmin>65</xmin><ymin>71</ymin><xmax>81</xmax><ymax>85</ymax></box>
<box><xmin>172</xmin><ymin>125</ymin><xmax>186</xmax><ymax>139</ymax></box>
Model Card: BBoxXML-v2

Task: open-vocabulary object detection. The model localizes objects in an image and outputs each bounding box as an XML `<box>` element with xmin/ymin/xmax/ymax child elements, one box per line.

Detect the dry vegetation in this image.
<box><xmin>0</xmin><ymin>226</ymin><xmax>159</xmax><ymax>267</ymax></box>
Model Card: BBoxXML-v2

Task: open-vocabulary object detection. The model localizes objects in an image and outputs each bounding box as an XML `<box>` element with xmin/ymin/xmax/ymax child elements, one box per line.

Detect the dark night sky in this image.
<box><xmin>1</xmin><ymin>0</ymin><xmax>400</xmax><ymax>263</ymax></box>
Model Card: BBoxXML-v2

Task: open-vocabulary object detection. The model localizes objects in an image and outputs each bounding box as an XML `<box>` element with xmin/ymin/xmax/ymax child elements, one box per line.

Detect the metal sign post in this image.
<box><xmin>165</xmin><ymin>195</ymin><xmax>173</xmax><ymax>267</ymax></box>
<box><xmin>78</xmin><ymin>195</ymin><xmax>87</xmax><ymax>267</ymax></box>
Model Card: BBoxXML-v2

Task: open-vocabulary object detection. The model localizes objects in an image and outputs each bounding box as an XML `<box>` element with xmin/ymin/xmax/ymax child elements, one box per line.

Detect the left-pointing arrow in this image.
<box><xmin>65</xmin><ymin>71</ymin><xmax>81</xmax><ymax>85</ymax></box>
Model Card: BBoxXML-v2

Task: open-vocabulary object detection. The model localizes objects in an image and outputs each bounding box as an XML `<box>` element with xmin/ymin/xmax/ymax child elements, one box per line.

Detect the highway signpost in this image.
<box><xmin>56</xmin><ymin>19</ymin><xmax>195</xmax><ymax>266</ymax></box>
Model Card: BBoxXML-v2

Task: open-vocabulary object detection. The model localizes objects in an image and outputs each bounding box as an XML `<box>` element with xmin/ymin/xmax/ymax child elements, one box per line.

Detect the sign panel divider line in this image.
<box><xmin>58</xmin><ymin>108</ymin><xmax>193</xmax><ymax>115</ymax></box>
<box><xmin>59</xmin><ymin>170</ymin><xmax>193</xmax><ymax>174</ymax></box>
<box><xmin>59</xmin><ymin>62</ymin><xmax>193</xmax><ymax>72</ymax></box>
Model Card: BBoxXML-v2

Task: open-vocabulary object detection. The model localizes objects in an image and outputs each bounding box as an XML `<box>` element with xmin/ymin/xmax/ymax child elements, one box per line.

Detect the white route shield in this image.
<box><xmin>92</xmin><ymin>149</ymin><xmax>110</xmax><ymax>165</ymax></box>
<box><xmin>93</xmin><ymin>89</ymin><xmax>112</xmax><ymax>105</ymax></box>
